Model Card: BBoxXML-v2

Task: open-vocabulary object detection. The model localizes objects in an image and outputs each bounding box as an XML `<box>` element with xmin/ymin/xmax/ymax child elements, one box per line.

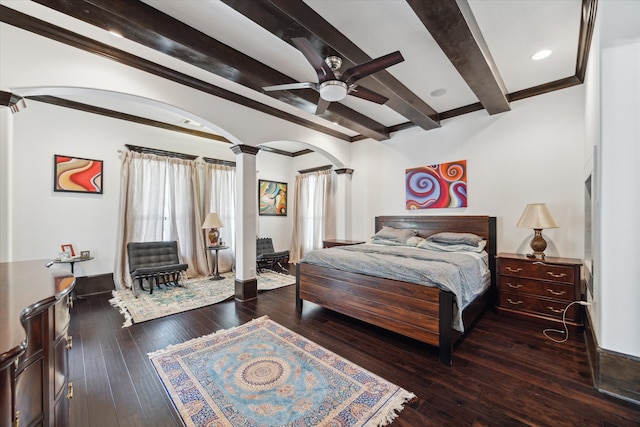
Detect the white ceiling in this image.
<box><xmin>2</xmin><ymin>0</ymin><xmax>586</xmax><ymax>152</ymax></box>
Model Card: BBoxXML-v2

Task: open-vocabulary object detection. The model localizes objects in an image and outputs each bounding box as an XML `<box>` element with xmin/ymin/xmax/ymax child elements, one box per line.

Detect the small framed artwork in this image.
<box><xmin>259</xmin><ymin>180</ymin><xmax>287</xmax><ymax>216</ymax></box>
<box><xmin>80</xmin><ymin>250</ymin><xmax>91</xmax><ymax>259</ymax></box>
<box><xmin>61</xmin><ymin>244</ymin><xmax>75</xmax><ymax>257</ymax></box>
<box><xmin>54</xmin><ymin>154</ymin><xmax>103</xmax><ymax>194</ymax></box>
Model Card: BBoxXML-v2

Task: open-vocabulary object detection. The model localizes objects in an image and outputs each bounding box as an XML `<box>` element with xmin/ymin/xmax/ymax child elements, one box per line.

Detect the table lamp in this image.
<box><xmin>516</xmin><ymin>203</ymin><xmax>559</xmax><ymax>258</ymax></box>
<box><xmin>202</xmin><ymin>213</ymin><xmax>224</xmax><ymax>247</ymax></box>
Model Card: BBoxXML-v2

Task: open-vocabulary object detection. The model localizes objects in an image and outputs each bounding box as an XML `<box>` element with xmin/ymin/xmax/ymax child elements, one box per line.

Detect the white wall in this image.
<box><xmin>350</xmin><ymin>86</ymin><xmax>586</xmax><ymax>258</ymax></box>
<box><xmin>256</xmin><ymin>151</ymin><xmax>294</xmax><ymax>252</ymax></box>
<box><xmin>8</xmin><ymin>100</ymin><xmax>233</xmax><ymax>276</ymax></box>
<box><xmin>596</xmin><ymin>1</ymin><xmax>640</xmax><ymax>356</ymax></box>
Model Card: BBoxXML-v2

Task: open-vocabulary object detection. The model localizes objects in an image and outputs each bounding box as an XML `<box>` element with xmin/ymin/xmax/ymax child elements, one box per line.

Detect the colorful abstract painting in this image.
<box><xmin>406</xmin><ymin>160</ymin><xmax>467</xmax><ymax>209</ymax></box>
<box><xmin>259</xmin><ymin>180</ymin><xmax>287</xmax><ymax>216</ymax></box>
<box><xmin>54</xmin><ymin>155</ymin><xmax>103</xmax><ymax>194</ymax></box>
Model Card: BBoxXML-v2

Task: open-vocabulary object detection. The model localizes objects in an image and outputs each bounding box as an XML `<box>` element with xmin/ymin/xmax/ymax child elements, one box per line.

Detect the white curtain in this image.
<box><xmin>114</xmin><ymin>152</ymin><xmax>209</xmax><ymax>289</ymax></box>
<box><xmin>202</xmin><ymin>162</ymin><xmax>236</xmax><ymax>273</ymax></box>
<box><xmin>290</xmin><ymin>169</ymin><xmax>335</xmax><ymax>264</ymax></box>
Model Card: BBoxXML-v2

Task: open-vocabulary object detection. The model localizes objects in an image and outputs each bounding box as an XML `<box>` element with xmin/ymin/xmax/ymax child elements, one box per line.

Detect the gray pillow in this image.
<box><xmin>426</xmin><ymin>232</ymin><xmax>483</xmax><ymax>246</ymax></box>
<box><xmin>372</xmin><ymin>226</ymin><xmax>417</xmax><ymax>243</ymax></box>
<box><xmin>418</xmin><ymin>239</ymin><xmax>487</xmax><ymax>253</ymax></box>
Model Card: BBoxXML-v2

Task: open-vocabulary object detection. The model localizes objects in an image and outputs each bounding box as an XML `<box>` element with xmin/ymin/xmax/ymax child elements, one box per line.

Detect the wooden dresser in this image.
<box><xmin>496</xmin><ymin>253</ymin><xmax>583</xmax><ymax>330</ymax></box>
<box><xmin>0</xmin><ymin>260</ymin><xmax>75</xmax><ymax>427</ymax></box>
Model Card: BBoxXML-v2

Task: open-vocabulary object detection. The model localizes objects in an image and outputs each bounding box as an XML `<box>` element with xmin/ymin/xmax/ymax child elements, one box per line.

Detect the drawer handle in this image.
<box><xmin>506</xmin><ymin>267</ymin><xmax>523</xmax><ymax>273</ymax></box>
<box><xmin>507</xmin><ymin>298</ymin><xmax>523</xmax><ymax>305</ymax></box>
<box><xmin>547</xmin><ymin>272</ymin><xmax>567</xmax><ymax>278</ymax></box>
<box><xmin>546</xmin><ymin>289</ymin><xmax>566</xmax><ymax>296</ymax></box>
<box><xmin>66</xmin><ymin>335</ymin><xmax>73</xmax><ymax>350</ymax></box>
<box><xmin>547</xmin><ymin>306</ymin><xmax>565</xmax><ymax>314</ymax></box>
<box><xmin>507</xmin><ymin>283</ymin><xmax>523</xmax><ymax>289</ymax></box>
<box><xmin>67</xmin><ymin>382</ymin><xmax>74</xmax><ymax>399</ymax></box>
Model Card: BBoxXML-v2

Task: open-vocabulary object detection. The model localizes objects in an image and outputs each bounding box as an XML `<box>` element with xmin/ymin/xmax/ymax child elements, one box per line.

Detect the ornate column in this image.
<box><xmin>230</xmin><ymin>144</ymin><xmax>260</xmax><ymax>301</ymax></box>
<box><xmin>0</xmin><ymin>91</ymin><xmax>25</xmax><ymax>262</ymax></box>
<box><xmin>333</xmin><ymin>168</ymin><xmax>354</xmax><ymax>240</ymax></box>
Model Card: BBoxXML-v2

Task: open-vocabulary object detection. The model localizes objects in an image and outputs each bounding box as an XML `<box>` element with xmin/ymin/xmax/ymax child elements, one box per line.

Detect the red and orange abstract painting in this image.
<box><xmin>406</xmin><ymin>160</ymin><xmax>467</xmax><ymax>209</ymax></box>
<box><xmin>54</xmin><ymin>155</ymin><xmax>103</xmax><ymax>194</ymax></box>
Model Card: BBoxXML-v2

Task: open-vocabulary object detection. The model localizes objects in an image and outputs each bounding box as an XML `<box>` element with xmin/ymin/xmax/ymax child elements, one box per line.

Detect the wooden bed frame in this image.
<box><xmin>296</xmin><ymin>215</ymin><xmax>497</xmax><ymax>365</ymax></box>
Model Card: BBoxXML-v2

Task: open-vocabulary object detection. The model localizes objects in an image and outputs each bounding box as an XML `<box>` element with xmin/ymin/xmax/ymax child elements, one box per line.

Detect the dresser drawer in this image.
<box><xmin>499</xmin><ymin>259</ymin><xmax>575</xmax><ymax>284</ymax></box>
<box><xmin>498</xmin><ymin>276</ymin><xmax>575</xmax><ymax>301</ymax></box>
<box><xmin>499</xmin><ymin>291</ymin><xmax>579</xmax><ymax>321</ymax></box>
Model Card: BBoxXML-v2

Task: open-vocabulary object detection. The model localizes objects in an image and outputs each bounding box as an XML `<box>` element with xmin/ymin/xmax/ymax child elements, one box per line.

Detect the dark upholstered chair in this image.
<box><xmin>127</xmin><ymin>241</ymin><xmax>188</xmax><ymax>294</ymax></box>
<box><xmin>256</xmin><ymin>238</ymin><xmax>289</xmax><ymax>273</ymax></box>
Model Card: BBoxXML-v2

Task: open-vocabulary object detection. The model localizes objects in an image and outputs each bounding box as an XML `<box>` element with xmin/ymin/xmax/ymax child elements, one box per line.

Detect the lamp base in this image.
<box><xmin>529</xmin><ymin>229</ymin><xmax>547</xmax><ymax>258</ymax></box>
<box><xmin>208</xmin><ymin>228</ymin><xmax>220</xmax><ymax>247</ymax></box>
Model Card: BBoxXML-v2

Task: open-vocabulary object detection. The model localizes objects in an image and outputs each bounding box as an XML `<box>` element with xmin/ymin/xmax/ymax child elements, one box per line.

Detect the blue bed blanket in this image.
<box><xmin>300</xmin><ymin>244</ymin><xmax>489</xmax><ymax>331</ymax></box>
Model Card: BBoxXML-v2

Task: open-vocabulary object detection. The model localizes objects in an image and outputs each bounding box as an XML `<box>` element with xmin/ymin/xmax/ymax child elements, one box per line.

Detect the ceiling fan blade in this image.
<box><xmin>315</xmin><ymin>98</ymin><xmax>331</xmax><ymax>115</ymax></box>
<box><xmin>263</xmin><ymin>82</ymin><xmax>317</xmax><ymax>92</ymax></box>
<box><xmin>291</xmin><ymin>37</ymin><xmax>336</xmax><ymax>81</ymax></box>
<box><xmin>348</xmin><ymin>86</ymin><xmax>389</xmax><ymax>104</ymax></box>
<box><xmin>342</xmin><ymin>51</ymin><xmax>404</xmax><ymax>86</ymax></box>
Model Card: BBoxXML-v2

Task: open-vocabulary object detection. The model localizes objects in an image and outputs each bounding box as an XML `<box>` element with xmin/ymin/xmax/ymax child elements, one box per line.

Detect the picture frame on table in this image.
<box><xmin>61</xmin><ymin>244</ymin><xmax>75</xmax><ymax>257</ymax></box>
<box><xmin>80</xmin><ymin>250</ymin><xmax>91</xmax><ymax>260</ymax></box>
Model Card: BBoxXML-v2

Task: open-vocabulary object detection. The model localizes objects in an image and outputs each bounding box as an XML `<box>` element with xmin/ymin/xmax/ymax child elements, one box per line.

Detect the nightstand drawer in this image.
<box><xmin>499</xmin><ymin>291</ymin><xmax>579</xmax><ymax>321</ymax></box>
<box><xmin>498</xmin><ymin>276</ymin><xmax>575</xmax><ymax>301</ymax></box>
<box><xmin>499</xmin><ymin>259</ymin><xmax>575</xmax><ymax>284</ymax></box>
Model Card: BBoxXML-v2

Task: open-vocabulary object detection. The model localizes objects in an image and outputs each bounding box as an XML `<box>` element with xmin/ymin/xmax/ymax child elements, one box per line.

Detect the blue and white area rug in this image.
<box><xmin>149</xmin><ymin>316</ymin><xmax>415</xmax><ymax>426</ymax></box>
<box><xmin>110</xmin><ymin>271</ymin><xmax>294</xmax><ymax>327</ymax></box>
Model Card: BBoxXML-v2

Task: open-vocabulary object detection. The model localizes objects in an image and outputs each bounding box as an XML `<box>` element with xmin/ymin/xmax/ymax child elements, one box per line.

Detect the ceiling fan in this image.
<box><xmin>263</xmin><ymin>38</ymin><xmax>404</xmax><ymax>115</ymax></box>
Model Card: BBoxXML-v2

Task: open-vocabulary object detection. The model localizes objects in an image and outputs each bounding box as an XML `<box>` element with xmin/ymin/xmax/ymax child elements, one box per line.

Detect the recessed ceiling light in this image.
<box><xmin>430</xmin><ymin>88</ymin><xmax>447</xmax><ymax>97</ymax></box>
<box><xmin>531</xmin><ymin>49</ymin><xmax>552</xmax><ymax>60</ymax></box>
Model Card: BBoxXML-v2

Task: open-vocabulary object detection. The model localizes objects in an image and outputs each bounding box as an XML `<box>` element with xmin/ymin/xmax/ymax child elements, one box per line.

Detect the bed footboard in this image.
<box><xmin>296</xmin><ymin>263</ymin><xmax>444</xmax><ymax>348</ymax></box>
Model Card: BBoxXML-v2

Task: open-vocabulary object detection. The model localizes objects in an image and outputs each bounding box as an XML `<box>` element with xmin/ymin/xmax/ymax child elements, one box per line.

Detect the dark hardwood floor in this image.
<box><xmin>68</xmin><ymin>284</ymin><xmax>640</xmax><ymax>427</ymax></box>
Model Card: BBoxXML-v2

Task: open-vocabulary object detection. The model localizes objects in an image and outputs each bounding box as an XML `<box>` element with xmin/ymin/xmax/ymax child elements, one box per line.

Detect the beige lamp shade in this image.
<box><xmin>202</xmin><ymin>213</ymin><xmax>224</xmax><ymax>246</ymax></box>
<box><xmin>517</xmin><ymin>203</ymin><xmax>558</xmax><ymax>258</ymax></box>
<box><xmin>516</xmin><ymin>203</ymin><xmax>559</xmax><ymax>229</ymax></box>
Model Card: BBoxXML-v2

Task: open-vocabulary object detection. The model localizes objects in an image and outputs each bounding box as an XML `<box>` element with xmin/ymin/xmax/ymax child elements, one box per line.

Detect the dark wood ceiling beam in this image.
<box><xmin>575</xmin><ymin>0</ymin><xmax>598</xmax><ymax>82</ymax></box>
<box><xmin>407</xmin><ymin>0</ymin><xmax>510</xmax><ymax>115</ymax></box>
<box><xmin>0</xmin><ymin>5</ymin><xmax>358</xmax><ymax>142</ymax></box>
<box><xmin>30</xmin><ymin>0</ymin><xmax>389</xmax><ymax>140</ymax></box>
<box><xmin>223</xmin><ymin>0</ymin><xmax>441</xmax><ymax>130</ymax></box>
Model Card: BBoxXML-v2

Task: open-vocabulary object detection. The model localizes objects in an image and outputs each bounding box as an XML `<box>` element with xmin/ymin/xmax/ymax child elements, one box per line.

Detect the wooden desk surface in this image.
<box><xmin>0</xmin><ymin>260</ymin><xmax>75</xmax><ymax>362</ymax></box>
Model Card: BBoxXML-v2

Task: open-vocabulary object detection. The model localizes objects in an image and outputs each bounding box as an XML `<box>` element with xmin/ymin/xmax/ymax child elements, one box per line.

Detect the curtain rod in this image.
<box><xmin>121</xmin><ymin>145</ymin><xmax>235</xmax><ymax>166</ymax></box>
<box><xmin>298</xmin><ymin>165</ymin><xmax>332</xmax><ymax>175</ymax></box>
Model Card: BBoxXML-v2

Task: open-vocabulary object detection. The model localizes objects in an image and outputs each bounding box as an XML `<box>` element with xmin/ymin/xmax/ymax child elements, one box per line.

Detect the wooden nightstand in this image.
<box><xmin>496</xmin><ymin>253</ymin><xmax>583</xmax><ymax>330</ymax></box>
<box><xmin>322</xmin><ymin>239</ymin><xmax>365</xmax><ymax>248</ymax></box>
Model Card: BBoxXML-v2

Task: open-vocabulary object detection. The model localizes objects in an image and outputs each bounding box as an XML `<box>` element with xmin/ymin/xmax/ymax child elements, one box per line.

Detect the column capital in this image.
<box><xmin>334</xmin><ymin>168</ymin><xmax>354</xmax><ymax>175</ymax></box>
<box><xmin>230</xmin><ymin>144</ymin><xmax>260</xmax><ymax>155</ymax></box>
<box><xmin>0</xmin><ymin>91</ymin><xmax>26</xmax><ymax>113</ymax></box>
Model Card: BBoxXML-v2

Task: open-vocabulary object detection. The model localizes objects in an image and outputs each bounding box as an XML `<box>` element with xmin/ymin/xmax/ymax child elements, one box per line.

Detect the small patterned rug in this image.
<box><xmin>110</xmin><ymin>271</ymin><xmax>294</xmax><ymax>327</ymax></box>
<box><xmin>149</xmin><ymin>316</ymin><xmax>415</xmax><ymax>426</ymax></box>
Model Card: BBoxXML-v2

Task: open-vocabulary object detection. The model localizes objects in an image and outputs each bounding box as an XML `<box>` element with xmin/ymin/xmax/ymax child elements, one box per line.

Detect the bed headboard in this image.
<box><xmin>375</xmin><ymin>215</ymin><xmax>497</xmax><ymax>284</ymax></box>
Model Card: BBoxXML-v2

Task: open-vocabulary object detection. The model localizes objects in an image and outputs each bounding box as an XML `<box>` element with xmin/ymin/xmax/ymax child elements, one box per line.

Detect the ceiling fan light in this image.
<box><xmin>319</xmin><ymin>80</ymin><xmax>348</xmax><ymax>102</ymax></box>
